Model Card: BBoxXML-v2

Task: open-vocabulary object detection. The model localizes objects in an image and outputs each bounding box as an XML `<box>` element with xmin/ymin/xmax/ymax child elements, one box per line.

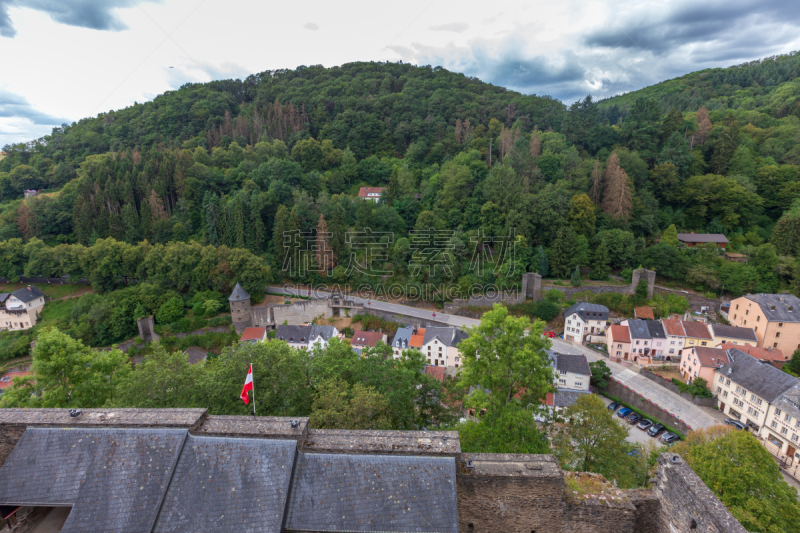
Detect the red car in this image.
<box><xmin>543</xmin><ymin>331</ymin><xmax>555</xmax><ymax>338</ymax></box>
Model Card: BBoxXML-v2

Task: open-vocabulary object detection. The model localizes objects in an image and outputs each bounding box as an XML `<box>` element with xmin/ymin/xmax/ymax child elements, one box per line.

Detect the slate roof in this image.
<box><xmin>682</xmin><ymin>320</ymin><xmax>712</xmax><ymax>340</ymax></box>
<box><xmin>228</xmin><ymin>283</ymin><xmax>250</xmax><ymax>302</ymax></box>
<box><xmin>710</xmin><ymin>324</ymin><xmax>758</xmax><ymax>342</ymax></box>
<box><xmin>310</xmin><ymin>324</ymin><xmax>338</xmax><ymax>341</ymax></box>
<box><xmin>627</xmin><ymin>319</ymin><xmax>651</xmax><ymax>339</ymax></box>
<box><xmin>10</xmin><ymin>285</ymin><xmax>45</xmax><ymax>303</ymax></box>
<box><xmin>0</xmin><ymin>293</ymin><xmax>9</xmax><ymax>303</ymax></box>
<box><xmin>554</xmin><ymin>389</ymin><xmax>591</xmax><ymax>408</ymax></box>
<box><xmin>392</xmin><ymin>326</ymin><xmax>414</xmax><ymax>349</ymax></box>
<box><xmin>677</xmin><ymin>233</ymin><xmax>729</xmax><ymax>244</ymax></box>
<box><xmin>718</xmin><ymin>349</ymin><xmax>799</xmax><ymax>402</ymax></box>
<box><xmin>564</xmin><ymin>302</ymin><xmax>609</xmax><ymax>322</ymax></box>
<box><xmin>689</xmin><ymin>347</ymin><xmax>731</xmax><ymax>368</ymax></box>
<box><xmin>276</xmin><ymin>325</ymin><xmax>310</xmax><ymax>342</ymax></box>
<box><xmin>284</xmin><ymin>453</ymin><xmax>458</xmax><ymax>533</ymax></box>
<box><xmin>351</xmin><ymin>330</ymin><xmax>385</xmax><ymax>347</ymax></box>
<box><xmin>774</xmin><ymin>383</ymin><xmax>800</xmax><ymax>423</ymax></box>
<box><xmin>609</xmin><ymin>324</ymin><xmax>630</xmax><ymax>343</ymax></box>
<box><xmin>647</xmin><ymin>320</ymin><xmax>666</xmax><ymax>339</ymax></box>
<box><xmin>423</xmin><ymin>327</ymin><xmax>469</xmax><ymax>347</ymax></box>
<box><xmin>553</xmin><ymin>353</ymin><xmax>591</xmax><ymax>376</ymax></box>
<box><xmin>744</xmin><ymin>293</ymin><xmax>800</xmax><ymax>323</ymax></box>
<box><xmin>183</xmin><ymin>346</ymin><xmax>208</xmax><ymax>364</ymax></box>
<box><xmin>0</xmin><ymin>428</ymin><xmax>186</xmax><ymax>533</ymax></box>
<box><xmin>153</xmin><ymin>435</ymin><xmax>296</xmax><ymax>533</ymax></box>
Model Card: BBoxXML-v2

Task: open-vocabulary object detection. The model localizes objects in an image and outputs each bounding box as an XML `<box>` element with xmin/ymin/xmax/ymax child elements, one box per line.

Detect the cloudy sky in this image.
<box><xmin>1</xmin><ymin>0</ymin><xmax>799</xmax><ymax>146</ymax></box>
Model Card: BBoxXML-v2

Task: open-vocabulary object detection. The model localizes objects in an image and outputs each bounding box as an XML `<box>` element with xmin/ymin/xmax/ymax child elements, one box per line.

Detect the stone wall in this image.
<box><xmin>639</xmin><ymin>369</ymin><xmax>717</xmax><ymax>408</ymax></box>
<box><xmin>137</xmin><ymin>315</ymin><xmax>157</xmax><ymax>343</ymax></box>
<box><xmin>652</xmin><ymin>454</ymin><xmax>747</xmax><ymax>533</ymax></box>
<box><xmin>272</xmin><ymin>299</ymin><xmax>332</xmax><ymax>326</ymax></box>
<box><xmin>605</xmin><ymin>379</ymin><xmax>693</xmax><ymax>434</ymax></box>
<box><xmin>251</xmin><ymin>306</ymin><xmax>273</xmax><ymax>328</ymax></box>
<box><xmin>456</xmin><ymin>453</ymin><xmax>566</xmax><ymax>533</ymax></box>
<box><xmin>562</xmin><ymin>494</ymin><xmax>638</xmax><ymax>533</ymax></box>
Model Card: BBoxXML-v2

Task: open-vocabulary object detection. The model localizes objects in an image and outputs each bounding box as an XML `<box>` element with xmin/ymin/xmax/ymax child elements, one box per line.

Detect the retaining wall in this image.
<box><xmin>605</xmin><ymin>379</ymin><xmax>693</xmax><ymax>434</ymax></box>
<box><xmin>639</xmin><ymin>369</ymin><xmax>717</xmax><ymax>408</ymax></box>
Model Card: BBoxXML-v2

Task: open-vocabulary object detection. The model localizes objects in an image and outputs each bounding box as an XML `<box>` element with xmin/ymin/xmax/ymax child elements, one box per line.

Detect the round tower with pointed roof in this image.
<box><xmin>229</xmin><ymin>282</ymin><xmax>252</xmax><ymax>333</ymax></box>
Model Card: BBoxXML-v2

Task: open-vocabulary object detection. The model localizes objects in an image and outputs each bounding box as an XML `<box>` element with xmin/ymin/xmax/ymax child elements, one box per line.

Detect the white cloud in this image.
<box><xmin>1</xmin><ymin>0</ymin><xmax>799</xmax><ymax>145</ymax></box>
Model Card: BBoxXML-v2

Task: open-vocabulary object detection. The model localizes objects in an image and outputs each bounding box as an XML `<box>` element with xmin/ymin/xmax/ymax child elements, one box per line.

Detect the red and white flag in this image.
<box><xmin>240</xmin><ymin>364</ymin><xmax>254</xmax><ymax>404</ymax></box>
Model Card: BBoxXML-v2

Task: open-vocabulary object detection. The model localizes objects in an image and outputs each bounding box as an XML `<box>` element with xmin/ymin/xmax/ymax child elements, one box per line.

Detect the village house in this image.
<box><xmin>763</xmin><ymin>383</ymin><xmax>800</xmax><ymax>466</ymax></box>
<box><xmin>239</xmin><ymin>327</ymin><xmax>267</xmax><ymax>343</ymax></box>
<box><xmin>717</xmin><ymin>342</ymin><xmax>786</xmax><ymax>368</ymax></box>
<box><xmin>546</xmin><ymin>351</ymin><xmax>591</xmax><ymax>411</ymax></box>
<box><xmin>563</xmin><ymin>302</ymin><xmax>608</xmax><ymax>344</ymax></box>
<box><xmin>606</xmin><ymin>324</ymin><xmax>631</xmax><ymax>360</ymax></box>
<box><xmin>421</xmin><ymin>327</ymin><xmax>469</xmax><ymax>369</ymax></box>
<box><xmin>621</xmin><ymin>319</ymin><xmax>666</xmax><ymax>362</ymax></box>
<box><xmin>0</xmin><ymin>286</ymin><xmax>46</xmax><ymax>331</ymax></box>
<box><xmin>357</xmin><ymin>187</ymin><xmax>385</xmax><ymax>202</ymax></box>
<box><xmin>677</xmin><ymin>232</ymin><xmax>729</xmax><ymax>249</ymax></box>
<box><xmin>661</xmin><ymin>318</ymin><xmax>688</xmax><ymax>358</ymax></box>
<box><xmin>714</xmin><ymin>348</ymin><xmax>797</xmax><ymax>434</ymax></box>
<box><xmin>728</xmin><ymin>293</ymin><xmax>800</xmax><ymax>355</ymax></box>
<box><xmin>680</xmin><ymin>347</ymin><xmax>731</xmax><ymax>383</ymax></box>
<box><xmin>390</xmin><ymin>326</ymin><xmax>414</xmax><ymax>358</ymax></box>
<box><xmin>275</xmin><ymin>324</ymin><xmax>340</xmax><ymax>350</ymax></box>
<box><xmin>709</xmin><ymin>323</ymin><xmax>758</xmax><ymax>347</ymax></box>
<box><xmin>350</xmin><ymin>330</ymin><xmax>387</xmax><ymax>355</ymax></box>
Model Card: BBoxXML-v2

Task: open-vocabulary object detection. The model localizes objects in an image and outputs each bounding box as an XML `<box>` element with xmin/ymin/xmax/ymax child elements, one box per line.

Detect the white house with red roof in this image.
<box><xmin>357</xmin><ymin>187</ymin><xmax>385</xmax><ymax>202</ymax></box>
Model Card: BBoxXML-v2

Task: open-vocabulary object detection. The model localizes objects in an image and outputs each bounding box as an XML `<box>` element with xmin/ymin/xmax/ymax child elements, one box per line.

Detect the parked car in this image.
<box><xmin>608</xmin><ymin>402</ymin><xmax>620</xmax><ymax>412</ymax></box>
<box><xmin>617</xmin><ymin>407</ymin><xmax>633</xmax><ymax>418</ymax></box>
<box><xmin>627</xmin><ymin>413</ymin><xmax>643</xmax><ymax>424</ymax></box>
<box><xmin>647</xmin><ymin>423</ymin><xmax>665</xmax><ymax>437</ymax></box>
<box><xmin>660</xmin><ymin>432</ymin><xmax>680</xmax><ymax>444</ymax></box>
<box><xmin>724</xmin><ymin>419</ymin><xmax>747</xmax><ymax>431</ymax></box>
<box><xmin>628</xmin><ymin>448</ymin><xmax>641</xmax><ymax>457</ymax></box>
<box><xmin>543</xmin><ymin>331</ymin><xmax>556</xmax><ymax>338</ymax></box>
<box><xmin>637</xmin><ymin>419</ymin><xmax>653</xmax><ymax>430</ymax></box>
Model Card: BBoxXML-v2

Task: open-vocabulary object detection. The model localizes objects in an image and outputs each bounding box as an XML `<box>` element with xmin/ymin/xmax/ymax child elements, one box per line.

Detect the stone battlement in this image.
<box><xmin>0</xmin><ymin>409</ymin><xmax>746</xmax><ymax>533</ymax></box>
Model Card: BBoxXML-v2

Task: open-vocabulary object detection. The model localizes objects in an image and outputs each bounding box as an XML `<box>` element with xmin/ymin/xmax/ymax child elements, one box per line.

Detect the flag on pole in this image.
<box><xmin>240</xmin><ymin>364</ymin><xmax>254</xmax><ymax>404</ymax></box>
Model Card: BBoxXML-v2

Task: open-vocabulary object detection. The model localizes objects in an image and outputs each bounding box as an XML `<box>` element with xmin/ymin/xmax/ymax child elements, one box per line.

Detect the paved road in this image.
<box><xmin>267</xmin><ymin>285</ymin><xmax>721</xmax><ymax>430</ymax></box>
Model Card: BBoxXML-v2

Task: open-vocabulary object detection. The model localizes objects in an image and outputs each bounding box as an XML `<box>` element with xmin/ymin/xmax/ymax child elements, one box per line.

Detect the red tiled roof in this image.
<box><xmin>662</xmin><ymin>318</ymin><xmax>686</xmax><ymax>337</ymax></box>
<box><xmin>0</xmin><ymin>371</ymin><xmax>30</xmax><ymax>389</ymax></box>
<box><xmin>239</xmin><ymin>327</ymin><xmax>266</xmax><ymax>342</ymax></box>
<box><xmin>410</xmin><ymin>328</ymin><xmax>426</xmax><ymax>348</ymax></box>
<box><xmin>424</xmin><ymin>365</ymin><xmax>446</xmax><ymax>383</ymax></box>
<box><xmin>357</xmin><ymin>187</ymin><xmax>385</xmax><ymax>198</ymax></box>
<box><xmin>682</xmin><ymin>321</ymin><xmax>712</xmax><ymax>340</ymax></box>
<box><xmin>718</xmin><ymin>342</ymin><xmax>786</xmax><ymax>362</ymax></box>
<box><xmin>609</xmin><ymin>324</ymin><xmax>630</xmax><ymax>343</ymax></box>
<box><xmin>544</xmin><ymin>392</ymin><xmax>555</xmax><ymax>406</ymax></box>
<box><xmin>690</xmin><ymin>347</ymin><xmax>731</xmax><ymax>368</ymax></box>
<box><xmin>351</xmin><ymin>330</ymin><xmax>385</xmax><ymax>347</ymax></box>
<box><xmin>634</xmin><ymin>306</ymin><xmax>655</xmax><ymax>320</ymax></box>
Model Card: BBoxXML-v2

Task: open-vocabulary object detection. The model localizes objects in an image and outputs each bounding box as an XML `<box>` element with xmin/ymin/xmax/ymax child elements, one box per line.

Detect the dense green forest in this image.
<box><xmin>3</xmin><ymin>55</ymin><xmax>800</xmax><ymax>309</ymax></box>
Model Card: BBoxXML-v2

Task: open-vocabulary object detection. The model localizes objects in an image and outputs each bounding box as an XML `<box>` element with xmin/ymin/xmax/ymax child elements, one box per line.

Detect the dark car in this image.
<box><xmin>627</xmin><ymin>413</ymin><xmax>643</xmax><ymax>424</ymax></box>
<box><xmin>617</xmin><ymin>407</ymin><xmax>633</xmax><ymax>418</ymax></box>
<box><xmin>648</xmin><ymin>423</ymin><xmax>665</xmax><ymax>437</ymax></box>
<box><xmin>660</xmin><ymin>432</ymin><xmax>680</xmax><ymax>444</ymax></box>
<box><xmin>724</xmin><ymin>419</ymin><xmax>747</xmax><ymax>431</ymax></box>
<box><xmin>608</xmin><ymin>402</ymin><xmax>620</xmax><ymax>412</ymax></box>
<box><xmin>637</xmin><ymin>419</ymin><xmax>654</xmax><ymax>430</ymax></box>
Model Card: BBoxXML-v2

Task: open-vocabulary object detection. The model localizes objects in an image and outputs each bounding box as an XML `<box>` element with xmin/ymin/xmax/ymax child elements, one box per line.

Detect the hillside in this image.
<box><xmin>598</xmin><ymin>51</ymin><xmax>800</xmax><ymax>119</ymax></box>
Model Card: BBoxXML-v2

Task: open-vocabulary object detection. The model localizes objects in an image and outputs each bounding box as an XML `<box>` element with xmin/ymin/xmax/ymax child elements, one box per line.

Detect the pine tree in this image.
<box><xmin>589</xmin><ymin>241</ymin><xmax>610</xmax><ymax>280</ymax></box>
<box><xmin>711</xmin><ymin>113</ymin><xmax>739</xmax><ymax>175</ymax></box>
<box><xmin>249</xmin><ymin>191</ymin><xmax>265</xmax><ymax>253</ymax></box>
<box><xmin>600</xmin><ymin>152</ymin><xmax>633</xmax><ymax>220</ymax></box>
<box><xmin>203</xmin><ymin>192</ymin><xmax>220</xmax><ymax>246</ymax></box>
<box><xmin>532</xmin><ymin>245</ymin><xmax>549</xmax><ymax>277</ymax></box>
<box><xmin>121</xmin><ymin>203</ymin><xmax>141</xmax><ymax>244</ymax></box>
<box><xmin>273</xmin><ymin>205</ymin><xmax>290</xmax><ymax>268</ymax></box>
<box><xmin>231</xmin><ymin>195</ymin><xmax>246</xmax><ymax>249</ymax></box>
<box><xmin>661</xmin><ymin>224</ymin><xmax>679</xmax><ymax>247</ymax></box>
<box><xmin>549</xmin><ymin>228</ymin><xmax>578</xmax><ymax>277</ymax></box>
<box><xmin>589</xmin><ymin>158</ymin><xmax>602</xmax><ymax>204</ymax></box>
<box><xmin>570</xmin><ymin>265</ymin><xmax>582</xmax><ymax>287</ymax></box>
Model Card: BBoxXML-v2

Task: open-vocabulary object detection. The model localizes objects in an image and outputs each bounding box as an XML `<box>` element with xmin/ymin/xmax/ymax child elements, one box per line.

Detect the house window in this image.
<box><xmin>669</xmin><ymin>349</ymin><xmax>674</xmax><ymax>354</ymax></box>
<box><xmin>779</xmin><ymin>322</ymin><xmax>784</xmax><ymax>327</ymax></box>
<box><xmin>726</xmin><ymin>379</ymin><xmax>730</xmax><ymax>386</ymax></box>
<box><xmin>751</xmin><ymin>394</ymin><xmax>756</xmax><ymax>402</ymax></box>
<box><xmin>560</xmin><ymin>370</ymin><xmax>567</xmax><ymax>375</ymax></box>
<box><xmin>776</xmin><ymin>332</ymin><xmax>781</xmax><ymax>338</ymax></box>
<box><xmin>777</xmin><ymin>409</ymin><xmax>783</xmax><ymax>416</ymax></box>
<box><xmin>736</xmin><ymin>304</ymin><xmax>739</xmax><ymax>310</ymax></box>
<box><xmin>636</xmin><ymin>340</ymin><xmax>640</xmax><ymax>345</ymax></box>
<box><xmin>719</xmin><ymin>375</ymin><xmax>724</xmax><ymax>383</ymax></box>
<box><xmin>748</xmin><ymin>407</ymin><xmax>753</xmax><ymax>415</ymax></box>
<box><xmin>717</xmin><ymin>387</ymin><xmax>722</xmax><ymax>393</ymax></box>
<box><xmin>774</xmin><ymin>343</ymin><xmax>779</xmax><ymax>348</ymax></box>
<box><xmin>734</xmin><ymin>314</ymin><xmax>737</xmax><ymax>319</ymax></box>
<box><xmin>782</xmin><ymin>427</ymin><xmax>789</xmax><ymax>435</ymax></box>
<box><xmin>617</xmin><ymin>344</ymin><xmax>622</xmax><ymax>348</ymax></box>
<box><xmin>787</xmin><ymin>414</ymin><xmax>792</xmax><ymax>423</ymax></box>
<box><xmin>559</xmin><ymin>379</ymin><xmax>566</xmax><ymax>385</ymax></box>
<box><xmin>794</xmin><ymin>435</ymin><xmax>799</xmax><ymax>442</ymax></box>
<box><xmin>742</xmin><ymin>389</ymin><xmax>747</xmax><ymax>396</ymax></box>
<box><xmin>746</xmin><ymin>310</ymin><xmax>749</xmax><ymax>315</ymax></box>
<box><xmin>723</xmin><ymin>391</ymin><xmax>728</xmax><ymax>397</ymax></box>
<box><xmin>701</xmin><ymin>342</ymin><xmax>707</xmax><ymax>346</ymax></box>
<box><xmin>736</xmin><ymin>386</ymin><xmax>741</xmax><ymax>393</ymax></box>
<box><xmin>772</xmin><ymin>421</ymin><xmax>778</xmax><ymax>429</ymax></box>
<box><xmin>575</xmin><ymin>382</ymin><xmax>583</xmax><ymax>387</ymax></box>
<box><xmin>616</xmin><ymin>351</ymin><xmax>621</xmax><ymax>356</ymax></box>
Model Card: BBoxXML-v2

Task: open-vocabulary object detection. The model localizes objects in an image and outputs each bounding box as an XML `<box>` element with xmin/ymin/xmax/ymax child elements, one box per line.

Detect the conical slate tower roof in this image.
<box><xmin>228</xmin><ymin>283</ymin><xmax>251</xmax><ymax>302</ymax></box>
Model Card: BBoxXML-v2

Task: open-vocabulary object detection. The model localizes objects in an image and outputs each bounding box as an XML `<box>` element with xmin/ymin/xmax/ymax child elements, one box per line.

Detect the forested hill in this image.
<box><xmin>599</xmin><ymin>51</ymin><xmax>800</xmax><ymax>119</ymax></box>
<box><xmin>3</xmin><ymin>55</ymin><xmax>800</xmax><ymax>326</ymax></box>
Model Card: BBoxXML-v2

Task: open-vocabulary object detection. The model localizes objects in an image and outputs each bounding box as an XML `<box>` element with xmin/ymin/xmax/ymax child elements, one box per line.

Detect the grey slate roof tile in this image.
<box><xmin>564</xmin><ymin>302</ymin><xmax>609</xmax><ymax>322</ymax></box>
<box><xmin>744</xmin><ymin>293</ymin><xmax>800</xmax><ymax>323</ymax></box>
<box><xmin>422</xmin><ymin>327</ymin><xmax>468</xmax><ymax>348</ymax></box>
<box><xmin>710</xmin><ymin>324</ymin><xmax>758</xmax><ymax>342</ymax></box>
<box><xmin>285</xmin><ymin>453</ymin><xmax>459</xmax><ymax>533</ymax></box>
<box><xmin>153</xmin><ymin>435</ymin><xmax>296</xmax><ymax>533</ymax></box>
<box><xmin>553</xmin><ymin>353</ymin><xmax>591</xmax><ymax>376</ymax></box>
<box><xmin>229</xmin><ymin>283</ymin><xmax>251</xmax><ymax>302</ymax></box>
<box><xmin>0</xmin><ymin>428</ymin><xmax>187</xmax><ymax>533</ymax></box>
<box><xmin>719</xmin><ymin>349</ymin><xmax>799</xmax><ymax>402</ymax></box>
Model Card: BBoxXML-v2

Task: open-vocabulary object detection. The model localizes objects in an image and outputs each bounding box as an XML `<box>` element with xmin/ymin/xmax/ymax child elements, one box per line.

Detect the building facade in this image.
<box><xmin>606</xmin><ymin>324</ymin><xmax>631</xmax><ymax>360</ymax></box>
<box><xmin>563</xmin><ymin>302</ymin><xmax>608</xmax><ymax>344</ymax></box>
<box><xmin>680</xmin><ymin>347</ymin><xmax>730</xmax><ymax>383</ymax></box>
<box><xmin>0</xmin><ymin>286</ymin><xmax>46</xmax><ymax>331</ymax></box>
<box><xmin>709</xmin><ymin>323</ymin><xmax>757</xmax><ymax>347</ymax></box>
<box><xmin>421</xmin><ymin>327</ymin><xmax>468</xmax><ymax>369</ymax></box>
<box><xmin>275</xmin><ymin>324</ymin><xmax>340</xmax><ymax>350</ymax></box>
<box><xmin>728</xmin><ymin>293</ymin><xmax>800</xmax><ymax>355</ymax></box>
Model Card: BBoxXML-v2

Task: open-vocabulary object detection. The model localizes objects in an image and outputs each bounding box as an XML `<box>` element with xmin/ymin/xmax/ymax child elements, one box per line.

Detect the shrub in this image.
<box><xmin>208</xmin><ymin>315</ymin><xmax>232</xmax><ymax>327</ymax></box>
<box><xmin>532</xmin><ymin>300</ymin><xmax>560</xmax><ymax>321</ymax></box>
<box><xmin>156</xmin><ymin>297</ymin><xmax>185</xmax><ymax>325</ymax></box>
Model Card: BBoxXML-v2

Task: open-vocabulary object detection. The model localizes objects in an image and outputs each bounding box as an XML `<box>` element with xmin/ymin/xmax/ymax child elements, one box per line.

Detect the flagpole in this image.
<box><xmin>251</xmin><ymin>362</ymin><xmax>256</xmax><ymax>416</ymax></box>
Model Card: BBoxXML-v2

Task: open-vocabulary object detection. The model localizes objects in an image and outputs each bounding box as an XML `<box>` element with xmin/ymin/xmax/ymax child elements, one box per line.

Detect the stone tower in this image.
<box><xmin>229</xmin><ymin>283</ymin><xmax>252</xmax><ymax>333</ymax></box>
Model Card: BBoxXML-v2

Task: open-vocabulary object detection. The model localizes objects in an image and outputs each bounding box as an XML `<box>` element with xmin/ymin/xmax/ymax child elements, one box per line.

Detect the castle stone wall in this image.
<box><xmin>606</xmin><ymin>378</ymin><xmax>693</xmax><ymax>434</ymax></box>
<box><xmin>271</xmin><ymin>299</ymin><xmax>332</xmax><ymax>325</ymax></box>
